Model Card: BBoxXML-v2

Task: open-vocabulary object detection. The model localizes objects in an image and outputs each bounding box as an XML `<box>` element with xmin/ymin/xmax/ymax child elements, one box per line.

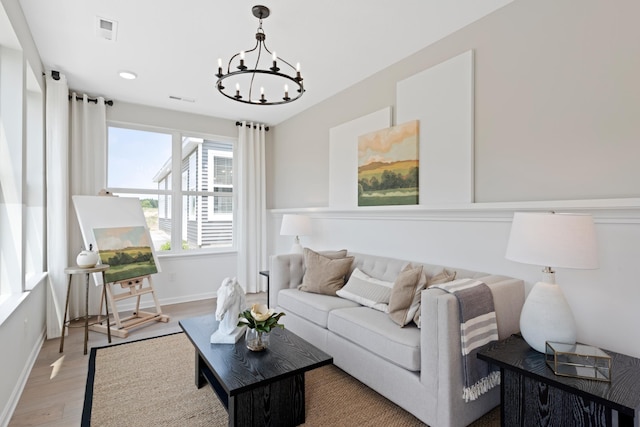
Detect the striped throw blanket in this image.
<box><xmin>431</xmin><ymin>279</ymin><xmax>500</xmax><ymax>402</ymax></box>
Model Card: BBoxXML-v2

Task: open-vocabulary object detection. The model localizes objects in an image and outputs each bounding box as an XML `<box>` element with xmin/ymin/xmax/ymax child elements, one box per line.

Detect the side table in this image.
<box><xmin>478</xmin><ymin>335</ymin><xmax>640</xmax><ymax>427</ymax></box>
<box><xmin>59</xmin><ymin>264</ymin><xmax>112</xmax><ymax>355</ymax></box>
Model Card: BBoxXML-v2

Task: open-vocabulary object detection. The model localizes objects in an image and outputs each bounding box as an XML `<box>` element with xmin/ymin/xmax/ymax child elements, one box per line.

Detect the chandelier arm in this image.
<box><xmin>216</xmin><ymin>69</ymin><xmax>304</xmax><ymax>105</ymax></box>
<box><xmin>247</xmin><ymin>40</ymin><xmax>264</xmax><ymax>102</ymax></box>
<box><xmin>227</xmin><ymin>39</ymin><xmax>260</xmax><ymax>73</ymax></box>
<box><xmin>261</xmin><ymin>41</ymin><xmax>297</xmax><ymax>72</ymax></box>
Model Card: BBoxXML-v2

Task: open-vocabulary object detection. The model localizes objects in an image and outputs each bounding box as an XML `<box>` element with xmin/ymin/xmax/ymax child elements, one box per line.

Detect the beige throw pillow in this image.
<box><xmin>413</xmin><ymin>268</ymin><xmax>457</xmax><ymax>328</ymax></box>
<box><xmin>388</xmin><ymin>264</ymin><xmax>427</xmax><ymax>327</ymax></box>
<box><xmin>317</xmin><ymin>249</ymin><xmax>348</xmax><ymax>259</ymax></box>
<box><xmin>298</xmin><ymin>248</ymin><xmax>354</xmax><ymax>296</ymax></box>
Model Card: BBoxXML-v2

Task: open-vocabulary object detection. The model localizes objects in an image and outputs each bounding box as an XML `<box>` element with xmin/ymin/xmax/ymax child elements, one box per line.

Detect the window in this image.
<box><xmin>0</xmin><ymin>44</ymin><xmax>45</xmax><ymax>298</ymax></box>
<box><xmin>107</xmin><ymin>125</ymin><xmax>235</xmax><ymax>253</ymax></box>
<box><xmin>207</xmin><ymin>150</ymin><xmax>233</xmax><ymax>220</ymax></box>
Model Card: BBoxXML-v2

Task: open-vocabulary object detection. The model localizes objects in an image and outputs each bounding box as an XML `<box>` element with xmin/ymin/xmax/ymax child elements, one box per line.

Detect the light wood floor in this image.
<box><xmin>8</xmin><ymin>293</ymin><xmax>265</xmax><ymax>427</ymax></box>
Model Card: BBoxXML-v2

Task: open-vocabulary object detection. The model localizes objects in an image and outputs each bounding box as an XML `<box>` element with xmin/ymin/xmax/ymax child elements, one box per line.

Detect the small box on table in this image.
<box><xmin>545</xmin><ymin>341</ymin><xmax>611</xmax><ymax>382</ymax></box>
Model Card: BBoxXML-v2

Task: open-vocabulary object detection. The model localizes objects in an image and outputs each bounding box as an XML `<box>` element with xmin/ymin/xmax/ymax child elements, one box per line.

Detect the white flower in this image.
<box><xmin>250</xmin><ymin>303</ymin><xmax>274</xmax><ymax>322</ymax></box>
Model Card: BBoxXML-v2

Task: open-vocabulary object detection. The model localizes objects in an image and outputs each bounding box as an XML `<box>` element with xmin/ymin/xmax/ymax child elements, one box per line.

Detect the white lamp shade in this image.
<box><xmin>280</xmin><ymin>214</ymin><xmax>312</xmax><ymax>237</ymax></box>
<box><xmin>506</xmin><ymin>212</ymin><xmax>598</xmax><ymax>352</ymax></box>
<box><xmin>505</xmin><ymin>212</ymin><xmax>598</xmax><ymax>270</ymax></box>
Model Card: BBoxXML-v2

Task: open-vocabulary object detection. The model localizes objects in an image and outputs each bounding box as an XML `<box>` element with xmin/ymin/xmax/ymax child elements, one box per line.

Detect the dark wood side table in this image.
<box><xmin>259</xmin><ymin>270</ymin><xmax>270</xmax><ymax>306</ymax></box>
<box><xmin>478</xmin><ymin>335</ymin><xmax>640</xmax><ymax>427</ymax></box>
<box><xmin>59</xmin><ymin>264</ymin><xmax>112</xmax><ymax>355</ymax></box>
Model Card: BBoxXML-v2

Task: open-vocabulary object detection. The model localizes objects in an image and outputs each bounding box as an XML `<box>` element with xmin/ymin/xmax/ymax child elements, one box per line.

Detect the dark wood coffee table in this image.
<box><xmin>180</xmin><ymin>314</ymin><xmax>333</xmax><ymax>427</ymax></box>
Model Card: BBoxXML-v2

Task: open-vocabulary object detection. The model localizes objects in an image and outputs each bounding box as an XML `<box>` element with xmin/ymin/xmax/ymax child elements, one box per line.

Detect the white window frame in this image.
<box><xmin>207</xmin><ymin>150</ymin><xmax>234</xmax><ymax>221</ymax></box>
<box><xmin>106</xmin><ymin>122</ymin><xmax>237</xmax><ymax>254</ymax></box>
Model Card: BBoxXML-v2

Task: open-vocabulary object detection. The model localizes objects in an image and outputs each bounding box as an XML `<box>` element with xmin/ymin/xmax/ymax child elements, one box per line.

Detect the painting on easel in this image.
<box><xmin>92</xmin><ymin>226</ymin><xmax>158</xmax><ymax>283</ymax></box>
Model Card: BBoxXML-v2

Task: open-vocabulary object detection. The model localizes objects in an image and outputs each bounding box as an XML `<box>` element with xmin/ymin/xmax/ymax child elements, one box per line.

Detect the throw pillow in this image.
<box><xmin>388</xmin><ymin>264</ymin><xmax>427</xmax><ymax>327</ymax></box>
<box><xmin>413</xmin><ymin>268</ymin><xmax>457</xmax><ymax>328</ymax></box>
<box><xmin>336</xmin><ymin>268</ymin><xmax>394</xmax><ymax>312</ymax></box>
<box><xmin>317</xmin><ymin>249</ymin><xmax>348</xmax><ymax>259</ymax></box>
<box><xmin>298</xmin><ymin>248</ymin><xmax>354</xmax><ymax>296</ymax></box>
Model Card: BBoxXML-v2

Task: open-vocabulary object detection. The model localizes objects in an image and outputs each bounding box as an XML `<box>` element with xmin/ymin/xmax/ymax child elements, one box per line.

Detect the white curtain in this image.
<box><xmin>45</xmin><ymin>78</ymin><xmax>107</xmax><ymax>338</ymax></box>
<box><xmin>236</xmin><ymin>122</ymin><xmax>267</xmax><ymax>294</ymax></box>
<box><xmin>45</xmin><ymin>75</ymin><xmax>70</xmax><ymax>339</ymax></box>
<box><xmin>67</xmin><ymin>94</ymin><xmax>108</xmax><ymax>321</ymax></box>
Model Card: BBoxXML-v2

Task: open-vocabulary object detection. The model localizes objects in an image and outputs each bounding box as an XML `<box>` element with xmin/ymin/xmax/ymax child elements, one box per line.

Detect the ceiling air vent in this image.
<box><xmin>169</xmin><ymin>95</ymin><xmax>195</xmax><ymax>103</ymax></box>
<box><xmin>96</xmin><ymin>17</ymin><xmax>118</xmax><ymax>41</ymax></box>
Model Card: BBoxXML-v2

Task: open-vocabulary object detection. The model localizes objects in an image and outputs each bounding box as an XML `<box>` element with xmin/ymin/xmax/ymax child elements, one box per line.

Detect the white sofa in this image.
<box><xmin>269</xmin><ymin>252</ymin><xmax>525</xmax><ymax>427</ymax></box>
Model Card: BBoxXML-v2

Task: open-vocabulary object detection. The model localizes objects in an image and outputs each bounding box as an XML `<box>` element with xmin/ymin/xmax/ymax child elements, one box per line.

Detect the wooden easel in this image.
<box><xmin>90</xmin><ymin>274</ymin><xmax>169</xmax><ymax>338</ymax></box>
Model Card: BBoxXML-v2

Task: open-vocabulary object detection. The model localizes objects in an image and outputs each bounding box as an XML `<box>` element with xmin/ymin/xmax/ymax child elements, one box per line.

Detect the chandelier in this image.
<box><xmin>215</xmin><ymin>5</ymin><xmax>304</xmax><ymax>106</ymax></box>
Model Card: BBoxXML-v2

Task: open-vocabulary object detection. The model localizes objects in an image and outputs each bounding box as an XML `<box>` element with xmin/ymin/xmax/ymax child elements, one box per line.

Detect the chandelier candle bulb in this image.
<box><xmin>235</xmin><ymin>83</ymin><xmax>241</xmax><ymax>99</ymax></box>
<box><xmin>284</xmin><ymin>84</ymin><xmax>289</xmax><ymax>101</ymax></box>
<box><xmin>217</xmin><ymin>58</ymin><xmax>222</xmax><ymax>77</ymax></box>
<box><xmin>260</xmin><ymin>86</ymin><xmax>266</xmax><ymax>103</ymax></box>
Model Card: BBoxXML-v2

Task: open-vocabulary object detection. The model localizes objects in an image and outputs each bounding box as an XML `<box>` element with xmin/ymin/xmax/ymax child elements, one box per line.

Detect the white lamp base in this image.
<box><xmin>290</xmin><ymin>235</ymin><xmax>303</xmax><ymax>254</ymax></box>
<box><xmin>520</xmin><ymin>281</ymin><xmax>577</xmax><ymax>353</ymax></box>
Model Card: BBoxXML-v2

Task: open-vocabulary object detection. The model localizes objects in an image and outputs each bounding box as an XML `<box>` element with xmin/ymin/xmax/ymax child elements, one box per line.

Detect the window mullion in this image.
<box><xmin>171</xmin><ymin>132</ymin><xmax>183</xmax><ymax>252</ymax></box>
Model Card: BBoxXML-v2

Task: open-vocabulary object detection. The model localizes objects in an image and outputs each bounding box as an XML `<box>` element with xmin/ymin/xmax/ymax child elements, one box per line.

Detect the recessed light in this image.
<box><xmin>119</xmin><ymin>71</ymin><xmax>137</xmax><ymax>80</ymax></box>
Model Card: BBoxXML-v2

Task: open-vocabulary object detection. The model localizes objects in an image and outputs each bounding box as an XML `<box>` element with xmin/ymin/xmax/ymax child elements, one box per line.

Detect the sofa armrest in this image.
<box><xmin>269</xmin><ymin>253</ymin><xmax>305</xmax><ymax>308</ymax></box>
<box><xmin>420</xmin><ymin>276</ymin><xmax>524</xmax><ymax>425</ymax></box>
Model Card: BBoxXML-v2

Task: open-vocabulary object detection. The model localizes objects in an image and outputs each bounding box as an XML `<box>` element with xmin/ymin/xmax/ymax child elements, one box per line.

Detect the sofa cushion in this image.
<box><xmin>278</xmin><ymin>288</ymin><xmax>360</xmax><ymax>328</ymax></box>
<box><xmin>298</xmin><ymin>248</ymin><xmax>354</xmax><ymax>296</ymax></box>
<box><xmin>328</xmin><ymin>306</ymin><xmax>421</xmax><ymax>371</ymax></box>
<box><xmin>388</xmin><ymin>264</ymin><xmax>427</xmax><ymax>326</ymax></box>
<box><xmin>336</xmin><ymin>268</ymin><xmax>394</xmax><ymax>312</ymax></box>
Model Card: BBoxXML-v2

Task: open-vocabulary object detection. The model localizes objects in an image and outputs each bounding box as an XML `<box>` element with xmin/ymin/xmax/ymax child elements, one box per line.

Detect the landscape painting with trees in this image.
<box><xmin>92</xmin><ymin>225</ymin><xmax>158</xmax><ymax>283</ymax></box>
<box><xmin>358</xmin><ymin>120</ymin><xmax>419</xmax><ymax>206</ymax></box>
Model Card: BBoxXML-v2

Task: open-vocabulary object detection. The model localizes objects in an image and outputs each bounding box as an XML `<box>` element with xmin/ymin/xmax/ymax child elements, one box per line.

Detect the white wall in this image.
<box><xmin>269</xmin><ymin>0</ymin><xmax>640</xmax><ymax>208</ymax></box>
<box><xmin>115</xmin><ymin>252</ymin><xmax>238</xmax><ymax>311</ymax></box>
<box><xmin>0</xmin><ymin>279</ymin><xmax>46</xmax><ymax>426</ymax></box>
<box><xmin>267</xmin><ymin>0</ymin><xmax>640</xmax><ymax>359</ymax></box>
<box><xmin>270</xmin><ymin>204</ymin><xmax>640</xmax><ymax>359</ymax></box>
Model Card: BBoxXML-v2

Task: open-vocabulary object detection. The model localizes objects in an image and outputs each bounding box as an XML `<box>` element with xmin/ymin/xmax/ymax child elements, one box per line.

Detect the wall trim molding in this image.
<box><xmin>269</xmin><ymin>198</ymin><xmax>640</xmax><ymax>224</ymax></box>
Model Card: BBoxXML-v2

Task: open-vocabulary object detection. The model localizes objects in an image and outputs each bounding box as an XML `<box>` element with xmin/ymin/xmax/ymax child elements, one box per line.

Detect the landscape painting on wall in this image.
<box><xmin>357</xmin><ymin>120</ymin><xmax>419</xmax><ymax>206</ymax></box>
<box><xmin>92</xmin><ymin>226</ymin><xmax>158</xmax><ymax>283</ymax></box>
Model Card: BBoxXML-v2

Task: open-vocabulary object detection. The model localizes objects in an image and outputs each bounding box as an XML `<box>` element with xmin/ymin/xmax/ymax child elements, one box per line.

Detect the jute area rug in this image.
<box><xmin>83</xmin><ymin>333</ymin><xmax>499</xmax><ymax>426</ymax></box>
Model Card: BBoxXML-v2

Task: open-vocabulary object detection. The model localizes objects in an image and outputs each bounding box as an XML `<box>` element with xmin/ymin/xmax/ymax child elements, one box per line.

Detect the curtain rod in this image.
<box><xmin>67</xmin><ymin>94</ymin><xmax>114</xmax><ymax>106</ymax></box>
<box><xmin>47</xmin><ymin>70</ymin><xmax>114</xmax><ymax>106</ymax></box>
<box><xmin>235</xmin><ymin>121</ymin><xmax>270</xmax><ymax>131</ymax></box>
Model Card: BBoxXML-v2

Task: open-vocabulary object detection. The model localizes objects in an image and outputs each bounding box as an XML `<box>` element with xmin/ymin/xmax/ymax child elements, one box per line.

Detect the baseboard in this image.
<box><xmin>112</xmin><ymin>292</ymin><xmax>217</xmax><ymax>313</ymax></box>
<box><xmin>1</xmin><ymin>327</ymin><xmax>46</xmax><ymax>427</ymax></box>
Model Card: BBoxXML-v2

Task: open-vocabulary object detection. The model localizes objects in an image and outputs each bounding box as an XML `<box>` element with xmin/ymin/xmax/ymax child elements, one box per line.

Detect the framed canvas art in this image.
<box><xmin>92</xmin><ymin>225</ymin><xmax>158</xmax><ymax>283</ymax></box>
<box><xmin>357</xmin><ymin>120</ymin><xmax>419</xmax><ymax>206</ymax></box>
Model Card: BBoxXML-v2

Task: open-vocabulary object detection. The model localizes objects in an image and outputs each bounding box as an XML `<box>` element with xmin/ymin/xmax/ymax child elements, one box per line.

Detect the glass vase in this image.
<box><xmin>245</xmin><ymin>328</ymin><xmax>269</xmax><ymax>351</ymax></box>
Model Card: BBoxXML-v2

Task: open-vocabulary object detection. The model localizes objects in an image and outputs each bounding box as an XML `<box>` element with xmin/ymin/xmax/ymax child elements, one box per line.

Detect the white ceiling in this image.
<box><xmin>18</xmin><ymin>0</ymin><xmax>512</xmax><ymax>125</ymax></box>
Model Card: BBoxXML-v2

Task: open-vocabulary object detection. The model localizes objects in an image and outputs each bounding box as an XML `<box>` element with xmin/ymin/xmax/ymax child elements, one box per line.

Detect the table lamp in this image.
<box><xmin>505</xmin><ymin>212</ymin><xmax>598</xmax><ymax>352</ymax></box>
<box><xmin>280</xmin><ymin>214</ymin><xmax>312</xmax><ymax>254</ymax></box>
